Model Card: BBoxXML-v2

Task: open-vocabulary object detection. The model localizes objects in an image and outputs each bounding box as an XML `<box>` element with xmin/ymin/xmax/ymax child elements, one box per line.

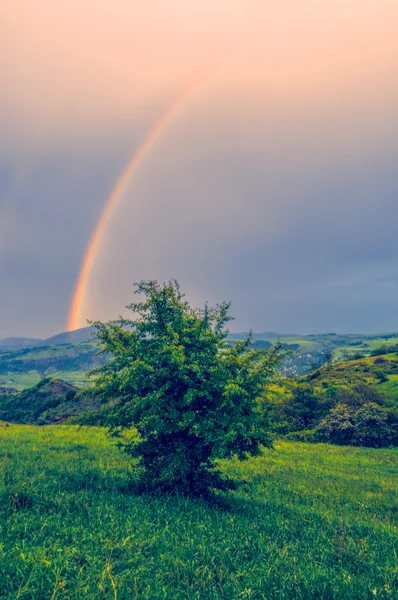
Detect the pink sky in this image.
<box><xmin>1</xmin><ymin>0</ymin><xmax>398</xmax><ymax>336</ymax></box>
<box><xmin>2</xmin><ymin>0</ymin><xmax>398</xmax><ymax>137</ymax></box>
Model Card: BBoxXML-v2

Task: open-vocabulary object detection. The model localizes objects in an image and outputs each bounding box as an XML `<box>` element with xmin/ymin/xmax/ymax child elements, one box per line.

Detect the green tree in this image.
<box><xmin>284</xmin><ymin>384</ymin><xmax>324</xmax><ymax>430</ymax></box>
<box><xmin>90</xmin><ymin>280</ymin><xmax>283</xmax><ymax>495</ymax></box>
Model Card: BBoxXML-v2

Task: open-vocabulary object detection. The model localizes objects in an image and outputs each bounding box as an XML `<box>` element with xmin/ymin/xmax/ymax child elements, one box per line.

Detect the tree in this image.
<box><xmin>315</xmin><ymin>404</ymin><xmax>356</xmax><ymax>445</ymax></box>
<box><xmin>315</xmin><ymin>401</ymin><xmax>398</xmax><ymax>447</ymax></box>
<box><xmin>89</xmin><ymin>280</ymin><xmax>283</xmax><ymax>495</ymax></box>
<box><xmin>284</xmin><ymin>384</ymin><xmax>324</xmax><ymax>430</ymax></box>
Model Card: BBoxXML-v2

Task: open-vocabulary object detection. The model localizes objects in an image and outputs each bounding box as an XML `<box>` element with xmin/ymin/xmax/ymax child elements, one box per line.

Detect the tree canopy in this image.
<box><xmin>90</xmin><ymin>280</ymin><xmax>283</xmax><ymax>495</ymax></box>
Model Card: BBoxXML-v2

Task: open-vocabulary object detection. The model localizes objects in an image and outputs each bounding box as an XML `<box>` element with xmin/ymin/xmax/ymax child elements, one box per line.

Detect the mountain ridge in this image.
<box><xmin>0</xmin><ymin>326</ymin><xmax>95</xmax><ymax>350</ymax></box>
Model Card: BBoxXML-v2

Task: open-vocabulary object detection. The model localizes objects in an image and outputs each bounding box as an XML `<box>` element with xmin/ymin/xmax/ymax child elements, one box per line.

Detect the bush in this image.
<box><xmin>90</xmin><ymin>280</ymin><xmax>284</xmax><ymax>495</ymax></box>
<box><xmin>315</xmin><ymin>402</ymin><xmax>398</xmax><ymax>447</ymax></box>
<box><xmin>374</xmin><ymin>368</ymin><xmax>388</xmax><ymax>383</ymax></box>
<box><xmin>335</xmin><ymin>383</ymin><xmax>385</xmax><ymax>408</ymax></box>
<box><xmin>315</xmin><ymin>404</ymin><xmax>356</xmax><ymax>445</ymax></box>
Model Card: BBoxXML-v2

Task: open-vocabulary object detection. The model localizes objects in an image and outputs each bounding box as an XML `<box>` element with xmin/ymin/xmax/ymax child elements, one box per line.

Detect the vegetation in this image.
<box><xmin>3</xmin><ymin>328</ymin><xmax>398</xmax><ymax>392</ymax></box>
<box><xmin>89</xmin><ymin>280</ymin><xmax>284</xmax><ymax>495</ymax></box>
<box><xmin>0</xmin><ymin>424</ymin><xmax>396</xmax><ymax>599</ymax></box>
<box><xmin>315</xmin><ymin>401</ymin><xmax>398</xmax><ymax>447</ymax></box>
<box><xmin>266</xmin><ymin>354</ymin><xmax>398</xmax><ymax>447</ymax></box>
<box><xmin>1</xmin><ymin>349</ymin><xmax>398</xmax><ymax>448</ymax></box>
<box><xmin>1</xmin><ymin>338</ymin><xmax>398</xmax><ymax>448</ymax></box>
<box><xmin>0</xmin><ymin>378</ymin><xmax>114</xmax><ymax>425</ymax></box>
<box><xmin>0</xmin><ymin>340</ymin><xmax>106</xmax><ymax>390</ymax></box>
<box><xmin>1</xmin><ymin>310</ymin><xmax>398</xmax><ymax>597</ymax></box>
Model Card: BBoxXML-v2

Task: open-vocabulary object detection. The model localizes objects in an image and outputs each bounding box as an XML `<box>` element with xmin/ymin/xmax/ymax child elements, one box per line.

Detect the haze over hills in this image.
<box><xmin>1</xmin><ymin>326</ymin><xmax>398</xmax><ymax>392</ymax></box>
<box><xmin>0</xmin><ymin>327</ymin><xmax>96</xmax><ymax>351</ymax></box>
<box><xmin>3</xmin><ymin>327</ymin><xmax>398</xmax><ymax>350</ymax></box>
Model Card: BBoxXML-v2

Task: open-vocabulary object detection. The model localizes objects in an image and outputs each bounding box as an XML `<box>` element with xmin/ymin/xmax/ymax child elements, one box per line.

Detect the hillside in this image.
<box><xmin>0</xmin><ymin>378</ymin><xmax>113</xmax><ymax>425</ymax></box>
<box><xmin>0</xmin><ymin>425</ymin><xmax>396</xmax><ymax>599</ymax></box>
<box><xmin>0</xmin><ymin>340</ymin><xmax>107</xmax><ymax>390</ymax></box>
<box><xmin>0</xmin><ymin>326</ymin><xmax>95</xmax><ymax>350</ymax></box>
<box><xmin>229</xmin><ymin>332</ymin><xmax>398</xmax><ymax>376</ymax></box>
<box><xmin>305</xmin><ymin>352</ymin><xmax>398</xmax><ymax>404</ymax></box>
<box><xmin>2</xmin><ymin>328</ymin><xmax>398</xmax><ymax>390</ymax></box>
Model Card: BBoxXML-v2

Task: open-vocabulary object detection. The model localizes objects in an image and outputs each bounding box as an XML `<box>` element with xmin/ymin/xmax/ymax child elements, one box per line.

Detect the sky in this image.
<box><xmin>1</xmin><ymin>0</ymin><xmax>398</xmax><ymax>338</ymax></box>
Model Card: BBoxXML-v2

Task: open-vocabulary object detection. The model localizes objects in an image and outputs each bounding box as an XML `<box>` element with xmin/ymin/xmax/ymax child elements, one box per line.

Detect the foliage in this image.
<box><xmin>374</xmin><ymin>368</ymin><xmax>389</xmax><ymax>383</ymax></box>
<box><xmin>315</xmin><ymin>403</ymin><xmax>398</xmax><ymax>447</ymax></box>
<box><xmin>334</xmin><ymin>383</ymin><xmax>386</xmax><ymax>408</ymax></box>
<box><xmin>372</xmin><ymin>343</ymin><xmax>398</xmax><ymax>356</ymax></box>
<box><xmin>265</xmin><ymin>382</ymin><xmax>334</xmax><ymax>435</ymax></box>
<box><xmin>266</xmin><ymin>375</ymin><xmax>398</xmax><ymax>447</ymax></box>
<box><xmin>0</xmin><ymin>378</ymin><xmax>111</xmax><ymax>425</ymax></box>
<box><xmin>282</xmin><ymin>384</ymin><xmax>329</xmax><ymax>430</ymax></box>
<box><xmin>0</xmin><ymin>378</ymin><xmax>77</xmax><ymax>424</ymax></box>
<box><xmin>90</xmin><ymin>280</ymin><xmax>284</xmax><ymax>495</ymax></box>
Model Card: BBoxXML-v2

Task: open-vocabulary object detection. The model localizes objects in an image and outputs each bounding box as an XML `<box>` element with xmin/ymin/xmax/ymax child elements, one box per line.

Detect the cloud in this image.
<box><xmin>1</xmin><ymin>1</ymin><xmax>398</xmax><ymax>335</ymax></box>
<box><xmin>82</xmin><ymin>88</ymin><xmax>398</xmax><ymax>333</ymax></box>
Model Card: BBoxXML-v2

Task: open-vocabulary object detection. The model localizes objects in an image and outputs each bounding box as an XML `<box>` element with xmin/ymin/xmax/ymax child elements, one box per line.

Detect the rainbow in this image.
<box><xmin>68</xmin><ymin>82</ymin><xmax>207</xmax><ymax>331</ymax></box>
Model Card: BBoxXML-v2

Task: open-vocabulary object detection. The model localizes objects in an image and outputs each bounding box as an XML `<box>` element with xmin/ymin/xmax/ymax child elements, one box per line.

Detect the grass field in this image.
<box><xmin>333</xmin><ymin>337</ymin><xmax>398</xmax><ymax>362</ymax></box>
<box><xmin>0</xmin><ymin>370</ymin><xmax>89</xmax><ymax>391</ymax></box>
<box><xmin>0</xmin><ymin>425</ymin><xmax>397</xmax><ymax>599</ymax></box>
<box><xmin>0</xmin><ymin>370</ymin><xmax>42</xmax><ymax>391</ymax></box>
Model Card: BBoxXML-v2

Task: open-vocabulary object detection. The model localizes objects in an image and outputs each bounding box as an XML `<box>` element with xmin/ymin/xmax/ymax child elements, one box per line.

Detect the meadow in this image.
<box><xmin>1</xmin><ymin>424</ymin><xmax>397</xmax><ymax>599</ymax></box>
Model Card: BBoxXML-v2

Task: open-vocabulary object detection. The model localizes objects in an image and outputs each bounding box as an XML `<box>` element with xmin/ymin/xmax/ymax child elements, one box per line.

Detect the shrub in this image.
<box><xmin>89</xmin><ymin>280</ymin><xmax>284</xmax><ymax>495</ymax></box>
<box><xmin>315</xmin><ymin>402</ymin><xmax>398</xmax><ymax>447</ymax></box>
<box><xmin>315</xmin><ymin>404</ymin><xmax>356</xmax><ymax>445</ymax></box>
<box><xmin>374</xmin><ymin>368</ymin><xmax>388</xmax><ymax>384</ymax></box>
<box><xmin>336</xmin><ymin>383</ymin><xmax>385</xmax><ymax>408</ymax></box>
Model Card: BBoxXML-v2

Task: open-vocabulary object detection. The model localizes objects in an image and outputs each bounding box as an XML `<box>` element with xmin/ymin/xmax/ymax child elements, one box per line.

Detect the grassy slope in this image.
<box><xmin>0</xmin><ymin>370</ymin><xmax>42</xmax><ymax>390</ymax></box>
<box><xmin>0</xmin><ymin>378</ymin><xmax>115</xmax><ymax>425</ymax></box>
<box><xmin>0</xmin><ymin>342</ymin><xmax>102</xmax><ymax>390</ymax></box>
<box><xmin>333</xmin><ymin>337</ymin><xmax>398</xmax><ymax>362</ymax></box>
<box><xmin>0</xmin><ymin>425</ymin><xmax>397</xmax><ymax>599</ymax></box>
<box><xmin>303</xmin><ymin>353</ymin><xmax>398</xmax><ymax>405</ymax></box>
<box><xmin>0</xmin><ymin>370</ymin><xmax>89</xmax><ymax>391</ymax></box>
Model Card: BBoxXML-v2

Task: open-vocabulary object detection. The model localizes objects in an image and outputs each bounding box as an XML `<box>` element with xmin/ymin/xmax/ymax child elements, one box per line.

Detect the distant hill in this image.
<box><xmin>0</xmin><ymin>339</ymin><xmax>107</xmax><ymax>390</ymax></box>
<box><xmin>0</xmin><ymin>337</ymin><xmax>42</xmax><ymax>350</ymax></box>
<box><xmin>228</xmin><ymin>332</ymin><xmax>297</xmax><ymax>340</ymax></box>
<box><xmin>44</xmin><ymin>326</ymin><xmax>96</xmax><ymax>346</ymax></box>
<box><xmin>0</xmin><ymin>326</ymin><xmax>95</xmax><ymax>350</ymax></box>
<box><xmin>2</xmin><ymin>327</ymin><xmax>398</xmax><ymax>390</ymax></box>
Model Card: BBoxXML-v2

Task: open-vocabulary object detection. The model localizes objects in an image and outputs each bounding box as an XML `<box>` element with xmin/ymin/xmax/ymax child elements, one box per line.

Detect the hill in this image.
<box><xmin>305</xmin><ymin>352</ymin><xmax>398</xmax><ymax>404</ymax></box>
<box><xmin>2</xmin><ymin>329</ymin><xmax>398</xmax><ymax>389</ymax></box>
<box><xmin>229</xmin><ymin>332</ymin><xmax>398</xmax><ymax>376</ymax></box>
<box><xmin>44</xmin><ymin>326</ymin><xmax>96</xmax><ymax>346</ymax></box>
<box><xmin>0</xmin><ymin>425</ymin><xmax>396</xmax><ymax>599</ymax></box>
<box><xmin>0</xmin><ymin>378</ymin><xmax>113</xmax><ymax>425</ymax></box>
<box><xmin>0</xmin><ymin>326</ymin><xmax>95</xmax><ymax>351</ymax></box>
<box><xmin>0</xmin><ymin>337</ymin><xmax>42</xmax><ymax>350</ymax></box>
<box><xmin>264</xmin><ymin>351</ymin><xmax>398</xmax><ymax>447</ymax></box>
<box><xmin>0</xmin><ymin>340</ymin><xmax>107</xmax><ymax>390</ymax></box>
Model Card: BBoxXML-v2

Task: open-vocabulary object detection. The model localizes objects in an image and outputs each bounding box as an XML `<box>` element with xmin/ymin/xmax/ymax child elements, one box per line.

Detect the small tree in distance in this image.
<box><xmin>90</xmin><ymin>280</ymin><xmax>284</xmax><ymax>496</ymax></box>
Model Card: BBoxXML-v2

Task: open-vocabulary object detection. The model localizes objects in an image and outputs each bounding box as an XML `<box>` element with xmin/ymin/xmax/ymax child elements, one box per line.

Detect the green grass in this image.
<box><xmin>0</xmin><ymin>370</ymin><xmax>42</xmax><ymax>391</ymax></box>
<box><xmin>0</xmin><ymin>426</ymin><xmax>397</xmax><ymax>599</ymax></box>
<box><xmin>49</xmin><ymin>370</ymin><xmax>90</xmax><ymax>387</ymax></box>
<box><xmin>304</xmin><ymin>354</ymin><xmax>398</xmax><ymax>404</ymax></box>
<box><xmin>380</xmin><ymin>374</ymin><xmax>398</xmax><ymax>403</ymax></box>
<box><xmin>333</xmin><ymin>337</ymin><xmax>398</xmax><ymax>362</ymax></box>
<box><xmin>279</xmin><ymin>337</ymin><xmax>318</xmax><ymax>349</ymax></box>
<box><xmin>0</xmin><ymin>370</ymin><xmax>89</xmax><ymax>392</ymax></box>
